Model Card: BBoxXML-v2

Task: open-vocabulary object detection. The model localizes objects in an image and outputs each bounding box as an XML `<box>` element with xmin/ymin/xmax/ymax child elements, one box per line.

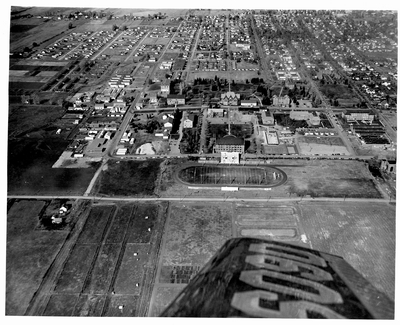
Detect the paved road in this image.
<box><xmin>249</xmin><ymin>15</ymin><xmax>273</xmax><ymax>83</ymax></box>
<box><xmin>184</xmin><ymin>25</ymin><xmax>203</xmax><ymax>84</ymax></box>
<box><xmin>7</xmin><ymin>195</ymin><xmax>393</xmax><ymax>204</ymax></box>
<box><xmin>90</xmin><ymin>30</ymin><xmax>123</xmax><ymax>61</ymax></box>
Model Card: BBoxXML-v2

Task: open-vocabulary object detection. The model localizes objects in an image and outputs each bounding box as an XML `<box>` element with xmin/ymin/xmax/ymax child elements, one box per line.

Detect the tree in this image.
<box><xmin>68</xmin><ymin>22</ymin><xmax>73</xmax><ymax>29</ymax></box>
<box><xmin>31</xmin><ymin>93</ymin><xmax>40</xmax><ymax>105</ymax></box>
<box><xmin>21</xmin><ymin>94</ymin><xmax>29</xmax><ymax>104</ymax></box>
<box><xmin>112</xmin><ymin>24</ymin><xmax>118</xmax><ymax>31</ymax></box>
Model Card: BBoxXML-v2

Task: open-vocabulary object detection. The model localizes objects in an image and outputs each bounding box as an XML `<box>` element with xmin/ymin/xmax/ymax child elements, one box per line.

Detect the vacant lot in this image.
<box><xmin>297</xmin><ymin>136</ymin><xmax>350</xmax><ymax>156</ymax></box>
<box><xmin>299</xmin><ymin>201</ymin><xmax>395</xmax><ymax>301</ymax></box>
<box><xmin>8</xmin><ymin>138</ymin><xmax>99</xmax><ymax>196</ymax></box>
<box><xmin>95</xmin><ymin>159</ymin><xmax>162</xmax><ymax>196</ymax></box>
<box><xmin>161</xmin><ymin>202</ymin><xmax>232</xmax><ymax>267</ymax></box>
<box><xmin>8</xmin><ymin>105</ymin><xmax>66</xmax><ymax>138</ymax></box>
<box><xmin>286</xmin><ymin>159</ymin><xmax>381</xmax><ymax>198</ymax></box>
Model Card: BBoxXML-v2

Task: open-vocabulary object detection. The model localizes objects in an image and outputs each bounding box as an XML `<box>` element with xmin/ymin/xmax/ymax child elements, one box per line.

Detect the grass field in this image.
<box><xmin>8</xmin><ymin>138</ymin><xmax>99</xmax><ymax>196</ymax></box>
<box><xmin>286</xmin><ymin>160</ymin><xmax>382</xmax><ymax>198</ymax></box>
<box><xmin>95</xmin><ymin>159</ymin><xmax>162</xmax><ymax>196</ymax></box>
<box><xmin>34</xmin><ymin>202</ymin><xmax>165</xmax><ymax>316</ymax></box>
<box><xmin>8</xmin><ymin>105</ymin><xmax>66</xmax><ymax>138</ymax></box>
<box><xmin>10</xmin><ymin>19</ymin><xmax>72</xmax><ymax>52</ymax></box>
<box><xmin>177</xmin><ymin>164</ymin><xmax>287</xmax><ymax>187</ymax></box>
<box><xmin>158</xmin><ymin>158</ymin><xmax>382</xmax><ymax>199</ymax></box>
<box><xmin>160</xmin><ymin>202</ymin><xmax>232</xmax><ymax>267</ymax></box>
<box><xmin>77</xmin><ymin>205</ymin><xmax>114</xmax><ymax>244</ymax></box>
<box><xmin>299</xmin><ymin>201</ymin><xmax>396</xmax><ymax>301</ymax></box>
<box><xmin>149</xmin><ymin>202</ymin><xmax>233</xmax><ymax>316</ymax></box>
<box><xmin>6</xmin><ymin>200</ymin><xmax>70</xmax><ymax>315</ymax></box>
<box><xmin>297</xmin><ymin>136</ymin><xmax>350</xmax><ymax>156</ymax></box>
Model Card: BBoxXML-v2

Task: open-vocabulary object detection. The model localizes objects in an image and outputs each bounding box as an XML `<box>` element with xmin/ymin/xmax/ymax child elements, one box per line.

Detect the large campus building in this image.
<box><xmin>214</xmin><ymin>135</ymin><xmax>245</xmax><ymax>154</ymax></box>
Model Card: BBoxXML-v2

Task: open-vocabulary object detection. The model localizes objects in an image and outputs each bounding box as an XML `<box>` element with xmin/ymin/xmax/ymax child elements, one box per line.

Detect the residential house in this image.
<box><xmin>183</xmin><ymin>114</ymin><xmax>198</xmax><ymax>128</ymax></box>
<box><xmin>381</xmin><ymin>159</ymin><xmax>396</xmax><ymax>174</ymax></box>
<box><xmin>161</xmin><ymin>80</ymin><xmax>171</xmax><ymax>97</ymax></box>
<box><xmin>164</xmin><ymin>117</ymin><xmax>174</xmax><ymax>128</ymax></box>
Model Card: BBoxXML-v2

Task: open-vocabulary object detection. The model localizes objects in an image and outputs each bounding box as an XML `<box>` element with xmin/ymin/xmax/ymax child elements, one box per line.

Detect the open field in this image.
<box><xmin>95</xmin><ymin>159</ymin><xmax>162</xmax><ymax>196</ymax></box>
<box><xmin>8</xmin><ymin>105</ymin><xmax>66</xmax><ymax>138</ymax></box>
<box><xmin>158</xmin><ymin>158</ymin><xmax>382</xmax><ymax>199</ymax></box>
<box><xmin>10</xmin><ymin>19</ymin><xmax>72</xmax><ymax>52</ymax></box>
<box><xmin>8</xmin><ymin>138</ymin><xmax>99</xmax><ymax>196</ymax></box>
<box><xmin>55</xmin><ymin>244</ymin><xmax>98</xmax><ymax>293</ymax></box>
<box><xmin>285</xmin><ymin>160</ymin><xmax>382</xmax><ymax>198</ymax></box>
<box><xmin>77</xmin><ymin>205</ymin><xmax>114</xmax><ymax>244</ymax></box>
<box><xmin>8</xmin><ymin>202</ymin><xmax>167</xmax><ymax>316</ymax></box>
<box><xmin>262</xmin><ymin>144</ymin><xmax>289</xmax><ymax>154</ymax></box>
<box><xmin>7</xmin><ymin>198</ymin><xmax>395</xmax><ymax>316</ymax></box>
<box><xmin>297</xmin><ymin>136</ymin><xmax>350</xmax><ymax>156</ymax></box>
<box><xmin>159</xmin><ymin>202</ymin><xmax>232</xmax><ymax>267</ymax></box>
<box><xmin>6</xmin><ymin>200</ymin><xmax>71</xmax><ymax>315</ymax></box>
<box><xmin>149</xmin><ymin>202</ymin><xmax>232</xmax><ymax>316</ymax></box>
<box><xmin>299</xmin><ymin>201</ymin><xmax>396</xmax><ymax>301</ymax></box>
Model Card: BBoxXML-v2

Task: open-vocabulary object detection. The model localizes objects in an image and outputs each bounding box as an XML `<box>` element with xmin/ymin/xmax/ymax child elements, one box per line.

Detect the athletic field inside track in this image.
<box><xmin>176</xmin><ymin>164</ymin><xmax>287</xmax><ymax>188</ymax></box>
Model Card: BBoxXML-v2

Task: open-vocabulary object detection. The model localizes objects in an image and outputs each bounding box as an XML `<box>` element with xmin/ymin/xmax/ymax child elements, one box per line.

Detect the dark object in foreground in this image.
<box><xmin>161</xmin><ymin>238</ymin><xmax>393</xmax><ymax>319</ymax></box>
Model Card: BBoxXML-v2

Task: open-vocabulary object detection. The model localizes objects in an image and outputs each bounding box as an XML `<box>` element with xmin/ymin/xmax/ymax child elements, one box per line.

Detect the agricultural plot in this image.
<box><xmin>127</xmin><ymin>203</ymin><xmax>158</xmax><ymax>243</ymax></box>
<box><xmin>83</xmin><ymin>243</ymin><xmax>121</xmax><ymax>294</ymax></box>
<box><xmin>159</xmin><ymin>202</ymin><xmax>232</xmax><ymax>268</ymax></box>
<box><xmin>71</xmin><ymin>295</ymin><xmax>106</xmax><ymax>316</ymax></box>
<box><xmin>103</xmin><ymin>295</ymin><xmax>140</xmax><ymax>316</ymax></box>
<box><xmin>114</xmin><ymin>244</ymin><xmax>150</xmax><ymax>295</ymax></box>
<box><xmin>37</xmin><ymin>202</ymin><xmax>162</xmax><ymax>316</ymax></box>
<box><xmin>104</xmin><ymin>205</ymin><xmax>132</xmax><ymax>244</ymax></box>
<box><xmin>44</xmin><ymin>294</ymin><xmax>79</xmax><ymax>316</ymax></box>
<box><xmin>55</xmin><ymin>244</ymin><xmax>98</xmax><ymax>293</ymax></box>
<box><xmin>77</xmin><ymin>205</ymin><xmax>114</xmax><ymax>244</ymax></box>
<box><xmin>149</xmin><ymin>202</ymin><xmax>233</xmax><ymax>316</ymax></box>
<box><xmin>6</xmin><ymin>200</ymin><xmax>70</xmax><ymax>315</ymax></box>
<box><xmin>37</xmin><ymin>202</ymin><xmax>167</xmax><ymax>317</ymax></box>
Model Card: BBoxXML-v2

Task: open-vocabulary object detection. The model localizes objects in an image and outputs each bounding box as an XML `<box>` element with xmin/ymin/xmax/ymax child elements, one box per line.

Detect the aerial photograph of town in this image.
<box><xmin>6</xmin><ymin>2</ymin><xmax>397</xmax><ymax>319</ymax></box>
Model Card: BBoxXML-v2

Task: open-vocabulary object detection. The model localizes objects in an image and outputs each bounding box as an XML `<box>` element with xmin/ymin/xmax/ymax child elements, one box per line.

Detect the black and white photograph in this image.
<box><xmin>4</xmin><ymin>1</ymin><xmax>397</xmax><ymax>320</ymax></box>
